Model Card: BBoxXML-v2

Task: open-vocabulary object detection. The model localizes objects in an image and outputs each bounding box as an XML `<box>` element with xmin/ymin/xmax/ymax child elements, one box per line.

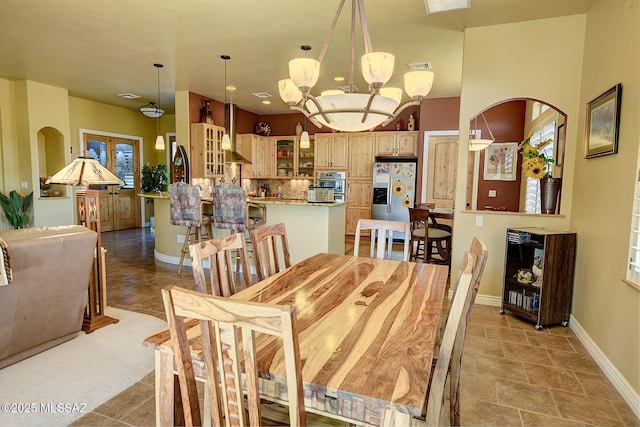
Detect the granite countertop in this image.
<box><xmin>247</xmin><ymin>197</ymin><xmax>346</xmax><ymax>207</ymax></box>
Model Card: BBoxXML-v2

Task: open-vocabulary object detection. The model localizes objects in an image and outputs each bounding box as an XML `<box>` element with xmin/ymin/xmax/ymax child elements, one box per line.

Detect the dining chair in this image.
<box><xmin>421</xmin><ymin>250</ymin><xmax>476</xmax><ymax>426</ymax></box>
<box><xmin>189</xmin><ymin>233</ymin><xmax>252</xmax><ymax>297</ymax></box>
<box><xmin>161</xmin><ymin>285</ymin><xmax>306</xmax><ymax>427</ymax></box>
<box><xmin>168</xmin><ymin>182</ymin><xmax>213</xmax><ymax>274</ymax></box>
<box><xmin>250</xmin><ymin>222</ymin><xmax>291</xmax><ymax>281</ymax></box>
<box><xmin>408</xmin><ymin>207</ymin><xmax>452</xmax><ymax>266</ymax></box>
<box><xmin>449</xmin><ymin>237</ymin><xmax>489</xmax><ymax>426</ymax></box>
<box><xmin>353</xmin><ymin>218</ymin><xmax>411</xmax><ymax>261</ymax></box>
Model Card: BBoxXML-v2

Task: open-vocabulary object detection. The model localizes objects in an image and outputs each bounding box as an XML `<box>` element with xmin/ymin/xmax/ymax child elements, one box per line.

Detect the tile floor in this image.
<box><xmin>71</xmin><ymin>228</ymin><xmax>639</xmax><ymax>427</ymax></box>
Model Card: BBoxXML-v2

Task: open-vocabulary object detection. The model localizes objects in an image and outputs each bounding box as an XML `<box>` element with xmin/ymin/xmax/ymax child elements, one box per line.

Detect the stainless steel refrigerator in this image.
<box><xmin>371</xmin><ymin>157</ymin><xmax>418</xmax><ymax>231</ymax></box>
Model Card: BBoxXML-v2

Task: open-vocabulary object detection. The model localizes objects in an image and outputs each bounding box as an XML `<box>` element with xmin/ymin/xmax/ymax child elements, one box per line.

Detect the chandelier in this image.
<box><xmin>139</xmin><ymin>64</ymin><xmax>165</xmax><ymax>119</ymax></box>
<box><xmin>278</xmin><ymin>0</ymin><xmax>434</xmax><ymax>132</ymax></box>
<box><xmin>469</xmin><ymin>112</ymin><xmax>495</xmax><ymax>151</ymax></box>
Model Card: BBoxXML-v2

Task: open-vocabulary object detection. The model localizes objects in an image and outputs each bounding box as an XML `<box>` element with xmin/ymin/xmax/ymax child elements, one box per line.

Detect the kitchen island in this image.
<box><xmin>140</xmin><ymin>193</ymin><xmax>346</xmax><ymax>267</ymax></box>
<box><xmin>247</xmin><ymin>198</ymin><xmax>346</xmax><ymax>265</ymax></box>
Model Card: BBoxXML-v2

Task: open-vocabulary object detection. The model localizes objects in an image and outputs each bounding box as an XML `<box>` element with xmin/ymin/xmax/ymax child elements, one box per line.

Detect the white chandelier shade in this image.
<box><xmin>304</xmin><ymin>93</ymin><xmax>400</xmax><ymax>132</ymax></box>
<box><xmin>405</xmin><ymin>71</ymin><xmax>435</xmax><ymax>100</ymax></box>
<box><xmin>361</xmin><ymin>52</ymin><xmax>395</xmax><ymax>86</ymax></box>
<box><xmin>289</xmin><ymin>58</ymin><xmax>320</xmax><ymax>92</ymax></box>
<box><xmin>278</xmin><ymin>79</ymin><xmax>303</xmax><ymax>105</ymax></box>
<box><xmin>280</xmin><ymin>0</ymin><xmax>433</xmax><ymax>132</ymax></box>
<box><xmin>139</xmin><ymin>103</ymin><xmax>165</xmax><ymax>118</ymax></box>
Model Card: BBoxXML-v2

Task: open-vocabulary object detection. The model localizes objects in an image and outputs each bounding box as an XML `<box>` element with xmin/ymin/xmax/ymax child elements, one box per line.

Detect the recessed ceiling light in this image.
<box><xmin>226</xmin><ymin>85</ymin><xmax>236</xmax><ymax>91</ymax></box>
<box><xmin>262</xmin><ymin>100</ymin><xmax>271</xmax><ymax>105</ymax></box>
<box><xmin>424</xmin><ymin>0</ymin><xmax>470</xmax><ymax>14</ymax></box>
<box><xmin>117</xmin><ymin>93</ymin><xmax>141</xmax><ymax>99</ymax></box>
<box><xmin>334</xmin><ymin>76</ymin><xmax>345</xmax><ymax>82</ymax></box>
<box><xmin>252</xmin><ymin>92</ymin><xmax>273</xmax><ymax>98</ymax></box>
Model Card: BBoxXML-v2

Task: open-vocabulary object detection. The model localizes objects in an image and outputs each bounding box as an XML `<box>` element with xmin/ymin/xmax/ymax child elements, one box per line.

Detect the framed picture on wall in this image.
<box><xmin>585</xmin><ymin>83</ymin><xmax>622</xmax><ymax>159</ymax></box>
<box><xmin>483</xmin><ymin>142</ymin><xmax>518</xmax><ymax>181</ymax></box>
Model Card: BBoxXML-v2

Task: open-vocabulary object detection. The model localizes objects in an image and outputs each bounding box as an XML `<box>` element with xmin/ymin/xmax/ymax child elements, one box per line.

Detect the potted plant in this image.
<box><xmin>518</xmin><ymin>135</ymin><xmax>561</xmax><ymax>214</ymax></box>
<box><xmin>0</xmin><ymin>190</ymin><xmax>34</xmax><ymax>229</ymax></box>
<box><xmin>141</xmin><ymin>163</ymin><xmax>169</xmax><ymax>194</ymax></box>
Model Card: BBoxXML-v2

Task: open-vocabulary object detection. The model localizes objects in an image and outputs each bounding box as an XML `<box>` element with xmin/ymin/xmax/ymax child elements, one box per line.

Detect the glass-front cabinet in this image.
<box><xmin>276</xmin><ymin>136</ymin><xmax>314</xmax><ymax>179</ymax></box>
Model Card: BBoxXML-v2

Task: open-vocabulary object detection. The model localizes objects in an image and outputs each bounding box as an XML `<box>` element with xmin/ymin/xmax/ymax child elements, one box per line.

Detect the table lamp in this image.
<box><xmin>46</xmin><ymin>155</ymin><xmax>124</xmax><ymax>333</ymax></box>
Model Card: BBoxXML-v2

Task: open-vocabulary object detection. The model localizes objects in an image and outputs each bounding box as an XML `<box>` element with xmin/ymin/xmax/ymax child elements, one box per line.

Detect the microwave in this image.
<box><xmin>307</xmin><ymin>186</ymin><xmax>335</xmax><ymax>203</ymax></box>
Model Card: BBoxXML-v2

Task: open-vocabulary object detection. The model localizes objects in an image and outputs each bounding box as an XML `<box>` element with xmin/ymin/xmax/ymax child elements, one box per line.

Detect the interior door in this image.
<box><xmin>84</xmin><ymin>134</ymin><xmax>140</xmax><ymax>231</ymax></box>
<box><xmin>426</xmin><ymin>135</ymin><xmax>458</xmax><ymax>209</ymax></box>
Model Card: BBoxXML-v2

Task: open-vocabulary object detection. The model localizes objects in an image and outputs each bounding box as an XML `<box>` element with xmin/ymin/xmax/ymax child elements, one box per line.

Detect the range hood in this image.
<box><xmin>224</xmin><ymin>103</ymin><xmax>251</xmax><ymax>164</ymax></box>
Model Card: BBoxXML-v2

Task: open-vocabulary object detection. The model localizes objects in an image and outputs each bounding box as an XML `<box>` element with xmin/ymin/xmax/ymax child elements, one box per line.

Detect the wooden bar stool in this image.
<box><xmin>168</xmin><ymin>182</ymin><xmax>213</xmax><ymax>274</ymax></box>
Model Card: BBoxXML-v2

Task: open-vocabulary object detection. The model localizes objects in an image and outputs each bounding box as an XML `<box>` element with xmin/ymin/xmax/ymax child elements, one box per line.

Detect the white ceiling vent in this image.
<box><xmin>408</xmin><ymin>62</ymin><xmax>432</xmax><ymax>71</ymax></box>
<box><xmin>117</xmin><ymin>93</ymin><xmax>141</xmax><ymax>99</ymax></box>
<box><xmin>252</xmin><ymin>92</ymin><xmax>273</xmax><ymax>98</ymax></box>
<box><xmin>338</xmin><ymin>84</ymin><xmax>359</xmax><ymax>92</ymax></box>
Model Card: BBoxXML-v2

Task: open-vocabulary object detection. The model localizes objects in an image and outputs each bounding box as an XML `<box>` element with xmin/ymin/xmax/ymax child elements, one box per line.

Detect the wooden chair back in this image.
<box><xmin>423</xmin><ymin>251</ymin><xmax>476</xmax><ymax>425</ymax></box>
<box><xmin>449</xmin><ymin>237</ymin><xmax>488</xmax><ymax>425</ymax></box>
<box><xmin>250</xmin><ymin>223</ymin><xmax>291</xmax><ymax>281</ymax></box>
<box><xmin>189</xmin><ymin>233</ymin><xmax>252</xmax><ymax>297</ymax></box>
<box><xmin>354</xmin><ymin>218</ymin><xmax>411</xmax><ymax>261</ymax></box>
<box><xmin>162</xmin><ymin>285</ymin><xmax>306</xmax><ymax>427</ymax></box>
<box><xmin>408</xmin><ymin>207</ymin><xmax>452</xmax><ymax>265</ymax></box>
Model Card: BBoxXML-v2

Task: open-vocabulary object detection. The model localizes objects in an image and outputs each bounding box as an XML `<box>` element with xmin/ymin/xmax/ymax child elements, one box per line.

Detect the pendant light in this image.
<box><xmin>300</xmin><ymin>116</ymin><xmax>310</xmax><ymax>149</ymax></box>
<box><xmin>221</xmin><ymin>55</ymin><xmax>231</xmax><ymax>150</ymax></box>
<box><xmin>144</xmin><ymin>63</ymin><xmax>165</xmax><ymax>150</ymax></box>
<box><xmin>469</xmin><ymin>112</ymin><xmax>495</xmax><ymax>151</ymax></box>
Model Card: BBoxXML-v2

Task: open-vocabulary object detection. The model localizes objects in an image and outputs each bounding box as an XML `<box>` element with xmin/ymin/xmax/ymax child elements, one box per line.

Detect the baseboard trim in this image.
<box><xmin>472</xmin><ymin>293</ymin><xmax>639</xmax><ymax>419</ymax></box>
<box><xmin>569</xmin><ymin>315</ymin><xmax>640</xmax><ymax>419</ymax></box>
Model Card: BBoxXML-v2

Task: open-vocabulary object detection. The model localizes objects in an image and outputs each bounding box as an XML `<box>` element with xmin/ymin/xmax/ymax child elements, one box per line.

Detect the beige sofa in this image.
<box><xmin>0</xmin><ymin>225</ymin><xmax>98</xmax><ymax>369</ymax></box>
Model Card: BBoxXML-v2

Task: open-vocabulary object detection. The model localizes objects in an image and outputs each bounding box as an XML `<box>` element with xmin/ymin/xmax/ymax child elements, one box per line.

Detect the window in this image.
<box><xmin>523</xmin><ymin>120</ymin><xmax>556</xmax><ymax>213</ymax></box>
<box><xmin>626</xmin><ymin>152</ymin><xmax>640</xmax><ymax>287</ymax></box>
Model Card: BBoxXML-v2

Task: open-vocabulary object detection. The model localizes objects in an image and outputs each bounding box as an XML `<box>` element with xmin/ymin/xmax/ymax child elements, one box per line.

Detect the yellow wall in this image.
<box><xmin>457</xmin><ymin>2</ymin><xmax>640</xmax><ymax>399</ymax></box>
<box><xmin>571</xmin><ymin>0</ymin><xmax>640</xmax><ymax>394</ymax></box>
<box><xmin>455</xmin><ymin>14</ymin><xmax>586</xmax><ymax>298</ymax></box>
<box><xmin>0</xmin><ymin>78</ymin><xmax>19</xmax><ymax>193</ymax></box>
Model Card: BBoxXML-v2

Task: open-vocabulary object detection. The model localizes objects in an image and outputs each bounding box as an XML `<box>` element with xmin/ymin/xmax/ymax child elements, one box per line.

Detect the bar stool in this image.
<box><xmin>211</xmin><ymin>184</ymin><xmax>266</xmax><ymax>272</ymax></box>
<box><xmin>168</xmin><ymin>182</ymin><xmax>213</xmax><ymax>274</ymax></box>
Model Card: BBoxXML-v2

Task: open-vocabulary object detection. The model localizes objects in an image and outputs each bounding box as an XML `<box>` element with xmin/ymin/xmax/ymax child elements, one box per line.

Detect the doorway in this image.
<box><xmin>422</xmin><ymin>131</ymin><xmax>459</xmax><ymax>209</ymax></box>
<box><xmin>83</xmin><ymin>132</ymin><xmax>142</xmax><ymax>231</ymax></box>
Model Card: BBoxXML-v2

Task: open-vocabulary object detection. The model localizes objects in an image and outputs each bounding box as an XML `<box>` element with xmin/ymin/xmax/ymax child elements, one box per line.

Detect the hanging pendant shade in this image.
<box><xmin>46</xmin><ymin>156</ymin><xmax>124</xmax><ymax>186</ymax></box>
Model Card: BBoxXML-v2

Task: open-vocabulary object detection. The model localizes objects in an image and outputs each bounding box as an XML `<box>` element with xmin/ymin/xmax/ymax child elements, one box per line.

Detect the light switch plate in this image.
<box><xmin>488</xmin><ymin>190</ymin><xmax>497</xmax><ymax>197</ymax></box>
<box><xmin>177</xmin><ymin>234</ymin><xmax>185</xmax><ymax>244</ymax></box>
<box><xmin>475</xmin><ymin>216</ymin><xmax>484</xmax><ymax>227</ymax></box>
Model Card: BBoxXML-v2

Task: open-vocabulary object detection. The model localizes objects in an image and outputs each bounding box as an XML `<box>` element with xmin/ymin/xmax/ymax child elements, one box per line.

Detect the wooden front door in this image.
<box><xmin>84</xmin><ymin>133</ymin><xmax>140</xmax><ymax>231</ymax></box>
<box><xmin>425</xmin><ymin>135</ymin><xmax>458</xmax><ymax>209</ymax></box>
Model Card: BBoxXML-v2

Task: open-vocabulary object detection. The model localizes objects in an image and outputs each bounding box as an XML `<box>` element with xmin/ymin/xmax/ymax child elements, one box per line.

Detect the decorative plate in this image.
<box><xmin>255</xmin><ymin>121</ymin><xmax>272</xmax><ymax>136</ymax></box>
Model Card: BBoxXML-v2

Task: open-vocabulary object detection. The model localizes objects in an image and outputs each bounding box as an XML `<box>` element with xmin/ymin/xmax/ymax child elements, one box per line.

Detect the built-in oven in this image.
<box><xmin>315</xmin><ymin>171</ymin><xmax>347</xmax><ymax>202</ymax></box>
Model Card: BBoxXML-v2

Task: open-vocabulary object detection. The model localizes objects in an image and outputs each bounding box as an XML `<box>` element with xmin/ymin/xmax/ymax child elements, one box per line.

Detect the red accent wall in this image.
<box><xmin>475</xmin><ymin>101</ymin><xmax>526</xmax><ymax>212</ymax></box>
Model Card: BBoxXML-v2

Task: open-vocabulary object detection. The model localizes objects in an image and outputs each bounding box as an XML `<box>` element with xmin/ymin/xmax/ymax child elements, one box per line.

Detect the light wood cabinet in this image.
<box><xmin>348</xmin><ymin>133</ymin><xmax>375</xmax><ymax>179</ymax></box>
<box><xmin>240</xmin><ymin>134</ymin><xmax>275</xmax><ymax>178</ymax></box>
<box><xmin>276</xmin><ymin>136</ymin><xmax>315</xmax><ymax>179</ymax></box>
<box><xmin>190</xmin><ymin>123</ymin><xmax>226</xmax><ymax>178</ymax></box>
<box><xmin>375</xmin><ymin>131</ymin><xmax>418</xmax><ymax>157</ymax></box>
<box><xmin>346</xmin><ymin>206</ymin><xmax>371</xmax><ymax>237</ymax></box>
<box><xmin>315</xmin><ymin>133</ymin><xmax>348</xmax><ymax>170</ymax></box>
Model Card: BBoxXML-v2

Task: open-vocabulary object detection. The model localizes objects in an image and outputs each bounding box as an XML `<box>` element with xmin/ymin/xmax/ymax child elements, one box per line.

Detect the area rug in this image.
<box><xmin>0</xmin><ymin>307</ymin><xmax>166</xmax><ymax>426</ymax></box>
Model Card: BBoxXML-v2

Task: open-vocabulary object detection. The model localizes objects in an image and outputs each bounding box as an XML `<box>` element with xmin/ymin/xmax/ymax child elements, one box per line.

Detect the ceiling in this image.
<box><xmin>0</xmin><ymin>0</ymin><xmax>594</xmax><ymax>116</ymax></box>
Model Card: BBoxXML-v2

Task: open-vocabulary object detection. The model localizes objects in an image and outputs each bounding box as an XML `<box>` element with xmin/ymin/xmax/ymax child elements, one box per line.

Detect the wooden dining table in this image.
<box><xmin>144</xmin><ymin>253</ymin><xmax>449</xmax><ymax>426</ymax></box>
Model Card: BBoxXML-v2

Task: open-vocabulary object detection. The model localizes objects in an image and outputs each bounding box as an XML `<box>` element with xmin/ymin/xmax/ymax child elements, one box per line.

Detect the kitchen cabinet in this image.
<box><xmin>501</xmin><ymin>227</ymin><xmax>576</xmax><ymax>329</ymax></box>
<box><xmin>315</xmin><ymin>133</ymin><xmax>348</xmax><ymax>170</ymax></box>
<box><xmin>346</xmin><ymin>206</ymin><xmax>371</xmax><ymax>237</ymax></box>
<box><xmin>375</xmin><ymin>131</ymin><xmax>418</xmax><ymax>157</ymax></box>
<box><xmin>348</xmin><ymin>133</ymin><xmax>375</xmax><ymax>179</ymax></box>
<box><xmin>240</xmin><ymin>134</ymin><xmax>275</xmax><ymax>178</ymax></box>
<box><xmin>190</xmin><ymin>123</ymin><xmax>225</xmax><ymax>178</ymax></box>
<box><xmin>276</xmin><ymin>136</ymin><xmax>315</xmax><ymax>179</ymax></box>
<box><xmin>346</xmin><ymin>180</ymin><xmax>373</xmax><ymax>236</ymax></box>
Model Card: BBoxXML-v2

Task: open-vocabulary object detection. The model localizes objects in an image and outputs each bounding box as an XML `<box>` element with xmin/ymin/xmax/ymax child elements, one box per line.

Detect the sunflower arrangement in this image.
<box><xmin>518</xmin><ymin>135</ymin><xmax>554</xmax><ymax>179</ymax></box>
